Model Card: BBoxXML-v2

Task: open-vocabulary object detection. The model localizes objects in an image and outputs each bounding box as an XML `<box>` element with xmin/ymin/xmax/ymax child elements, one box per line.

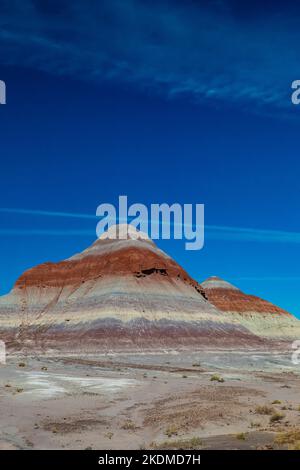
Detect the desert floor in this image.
<box><xmin>0</xmin><ymin>349</ymin><xmax>300</xmax><ymax>450</ymax></box>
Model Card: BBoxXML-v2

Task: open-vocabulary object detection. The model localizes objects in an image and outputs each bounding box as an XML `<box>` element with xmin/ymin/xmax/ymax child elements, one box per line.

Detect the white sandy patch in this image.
<box><xmin>17</xmin><ymin>371</ymin><xmax>139</xmax><ymax>399</ymax></box>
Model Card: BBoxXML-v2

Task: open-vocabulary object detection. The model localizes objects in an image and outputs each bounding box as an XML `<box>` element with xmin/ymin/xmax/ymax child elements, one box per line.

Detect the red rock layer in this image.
<box><xmin>202</xmin><ymin>285</ymin><xmax>291</xmax><ymax>316</ymax></box>
<box><xmin>15</xmin><ymin>245</ymin><xmax>205</xmax><ymax>295</ymax></box>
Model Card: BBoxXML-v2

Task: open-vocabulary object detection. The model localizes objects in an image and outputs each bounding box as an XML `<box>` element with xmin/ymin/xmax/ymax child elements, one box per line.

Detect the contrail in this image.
<box><xmin>0</xmin><ymin>229</ymin><xmax>94</xmax><ymax>236</ymax></box>
<box><xmin>206</xmin><ymin>225</ymin><xmax>300</xmax><ymax>243</ymax></box>
<box><xmin>0</xmin><ymin>208</ymin><xmax>96</xmax><ymax>219</ymax></box>
<box><xmin>1</xmin><ymin>207</ymin><xmax>300</xmax><ymax>243</ymax></box>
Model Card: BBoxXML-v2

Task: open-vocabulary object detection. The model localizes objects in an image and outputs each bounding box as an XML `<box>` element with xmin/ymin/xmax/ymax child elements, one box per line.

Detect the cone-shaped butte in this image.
<box><xmin>15</xmin><ymin>224</ymin><xmax>202</xmax><ymax>288</ymax></box>
<box><xmin>0</xmin><ymin>225</ymin><xmax>259</xmax><ymax>351</ymax></box>
<box><xmin>201</xmin><ymin>276</ymin><xmax>300</xmax><ymax>340</ymax></box>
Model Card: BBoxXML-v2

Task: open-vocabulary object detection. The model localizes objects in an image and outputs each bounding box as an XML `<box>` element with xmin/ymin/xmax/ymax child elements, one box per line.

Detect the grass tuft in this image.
<box><xmin>255</xmin><ymin>405</ymin><xmax>274</xmax><ymax>415</ymax></box>
<box><xmin>275</xmin><ymin>429</ymin><xmax>300</xmax><ymax>449</ymax></box>
<box><xmin>270</xmin><ymin>412</ymin><xmax>285</xmax><ymax>423</ymax></box>
<box><xmin>121</xmin><ymin>420</ymin><xmax>137</xmax><ymax>431</ymax></box>
<box><xmin>152</xmin><ymin>436</ymin><xmax>202</xmax><ymax>450</ymax></box>
<box><xmin>210</xmin><ymin>375</ymin><xmax>224</xmax><ymax>383</ymax></box>
<box><xmin>164</xmin><ymin>424</ymin><xmax>179</xmax><ymax>438</ymax></box>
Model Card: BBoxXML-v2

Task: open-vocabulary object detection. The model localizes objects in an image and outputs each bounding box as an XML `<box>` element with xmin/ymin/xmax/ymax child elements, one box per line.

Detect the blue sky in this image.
<box><xmin>0</xmin><ymin>0</ymin><xmax>300</xmax><ymax>317</ymax></box>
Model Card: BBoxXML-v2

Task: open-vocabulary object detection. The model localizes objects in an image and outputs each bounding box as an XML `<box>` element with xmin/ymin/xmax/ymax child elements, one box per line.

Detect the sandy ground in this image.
<box><xmin>0</xmin><ymin>349</ymin><xmax>300</xmax><ymax>450</ymax></box>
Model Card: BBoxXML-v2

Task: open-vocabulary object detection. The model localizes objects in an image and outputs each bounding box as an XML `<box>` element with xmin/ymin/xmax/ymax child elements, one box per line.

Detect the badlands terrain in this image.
<box><xmin>0</xmin><ymin>224</ymin><xmax>300</xmax><ymax>449</ymax></box>
<box><xmin>1</xmin><ymin>351</ymin><xmax>300</xmax><ymax>450</ymax></box>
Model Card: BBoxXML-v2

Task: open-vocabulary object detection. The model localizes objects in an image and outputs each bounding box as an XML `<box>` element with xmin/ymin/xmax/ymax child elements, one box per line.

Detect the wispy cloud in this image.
<box><xmin>0</xmin><ymin>0</ymin><xmax>298</xmax><ymax>113</ymax></box>
<box><xmin>1</xmin><ymin>207</ymin><xmax>300</xmax><ymax>244</ymax></box>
